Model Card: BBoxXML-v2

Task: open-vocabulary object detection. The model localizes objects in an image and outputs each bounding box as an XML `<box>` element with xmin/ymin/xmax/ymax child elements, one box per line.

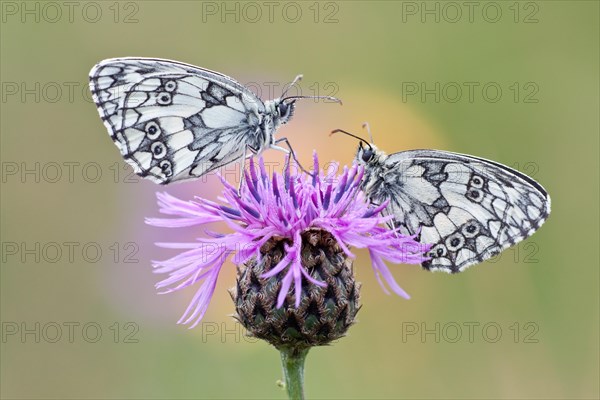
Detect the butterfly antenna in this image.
<box><xmin>330</xmin><ymin>129</ymin><xmax>372</xmax><ymax>148</ymax></box>
<box><xmin>280</xmin><ymin>74</ymin><xmax>303</xmax><ymax>99</ymax></box>
<box><xmin>282</xmin><ymin>95</ymin><xmax>342</xmax><ymax>105</ymax></box>
<box><xmin>362</xmin><ymin>122</ymin><xmax>374</xmax><ymax>143</ymax></box>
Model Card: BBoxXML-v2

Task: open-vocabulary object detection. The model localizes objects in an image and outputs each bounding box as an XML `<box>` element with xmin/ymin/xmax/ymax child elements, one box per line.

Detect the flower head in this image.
<box><xmin>146</xmin><ymin>153</ymin><xmax>430</xmax><ymax>328</ymax></box>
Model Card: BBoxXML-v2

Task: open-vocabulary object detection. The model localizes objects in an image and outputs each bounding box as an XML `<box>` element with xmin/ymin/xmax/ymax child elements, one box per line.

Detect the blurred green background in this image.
<box><xmin>1</xmin><ymin>1</ymin><xmax>598</xmax><ymax>399</ymax></box>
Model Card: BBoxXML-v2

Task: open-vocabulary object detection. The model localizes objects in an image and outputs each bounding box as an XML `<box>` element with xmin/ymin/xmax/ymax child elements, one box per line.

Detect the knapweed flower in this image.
<box><xmin>146</xmin><ymin>153</ymin><xmax>429</xmax><ymax>339</ymax></box>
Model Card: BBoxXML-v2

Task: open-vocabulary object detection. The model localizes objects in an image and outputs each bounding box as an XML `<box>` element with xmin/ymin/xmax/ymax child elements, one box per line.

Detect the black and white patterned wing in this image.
<box><xmin>380</xmin><ymin>150</ymin><xmax>550</xmax><ymax>273</ymax></box>
<box><xmin>89</xmin><ymin>58</ymin><xmax>265</xmax><ymax>184</ymax></box>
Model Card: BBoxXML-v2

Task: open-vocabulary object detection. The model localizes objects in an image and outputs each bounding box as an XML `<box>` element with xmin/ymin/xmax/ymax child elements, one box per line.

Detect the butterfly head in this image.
<box><xmin>356</xmin><ymin>142</ymin><xmax>377</xmax><ymax>164</ymax></box>
<box><xmin>264</xmin><ymin>98</ymin><xmax>297</xmax><ymax>131</ymax></box>
<box><xmin>330</xmin><ymin>128</ymin><xmax>384</xmax><ymax>166</ymax></box>
<box><xmin>276</xmin><ymin>99</ymin><xmax>296</xmax><ymax>125</ymax></box>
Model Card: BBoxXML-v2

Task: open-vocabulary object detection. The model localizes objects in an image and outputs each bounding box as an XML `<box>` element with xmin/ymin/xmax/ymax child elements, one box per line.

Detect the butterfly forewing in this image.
<box><xmin>89</xmin><ymin>58</ymin><xmax>266</xmax><ymax>184</ymax></box>
<box><xmin>362</xmin><ymin>149</ymin><xmax>550</xmax><ymax>273</ymax></box>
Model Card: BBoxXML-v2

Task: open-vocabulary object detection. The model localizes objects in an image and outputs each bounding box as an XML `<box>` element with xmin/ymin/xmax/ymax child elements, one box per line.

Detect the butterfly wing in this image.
<box><xmin>373</xmin><ymin>150</ymin><xmax>550</xmax><ymax>273</ymax></box>
<box><xmin>89</xmin><ymin>57</ymin><xmax>266</xmax><ymax>184</ymax></box>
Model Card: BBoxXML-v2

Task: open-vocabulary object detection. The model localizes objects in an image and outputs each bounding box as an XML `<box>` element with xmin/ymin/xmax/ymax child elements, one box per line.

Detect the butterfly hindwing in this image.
<box><xmin>89</xmin><ymin>58</ymin><xmax>265</xmax><ymax>184</ymax></box>
<box><xmin>365</xmin><ymin>149</ymin><xmax>550</xmax><ymax>273</ymax></box>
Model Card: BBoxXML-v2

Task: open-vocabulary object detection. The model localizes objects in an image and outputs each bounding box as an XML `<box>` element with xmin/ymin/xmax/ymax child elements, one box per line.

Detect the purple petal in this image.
<box><xmin>260</xmin><ymin>253</ymin><xmax>293</xmax><ymax>279</ymax></box>
<box><xmin>177</xmin><ymin>264</ymin><xmax>222</xmax><ymax>328</ymax></box>
<box><xmin>370</xmin><ymin>251</ymin><xmax>410</xmax><ymax>299</ymax></box>
<box><xmin>277</xmin><ymin>270</ymin><xmax>294</xmax><ymax>308</ymax></box>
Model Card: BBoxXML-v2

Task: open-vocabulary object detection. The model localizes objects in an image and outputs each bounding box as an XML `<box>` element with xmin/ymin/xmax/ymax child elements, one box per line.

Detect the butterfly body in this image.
<box><xmin>89</xmin><ymin>58</ymin><xmax>297</xmax><ymax>184</ymax></box>
<box><xmin>355</xmin><ymin>144</ymin><xmax>551</xmax><ymax>273</ymax></box>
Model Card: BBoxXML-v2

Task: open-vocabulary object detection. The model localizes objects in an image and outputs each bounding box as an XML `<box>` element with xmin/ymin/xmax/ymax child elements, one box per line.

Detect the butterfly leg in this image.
<box><xmin>271</xmin><ymin>138</ymin><xmax>312</xmax><ymax>176</ymax></box>
<box><xmin>235</xmin><ymin>147</ymin><xmax>250</xmax><ymax>195</ymax></box>
<box><xmin>381</xmin><ymin>208</ymin><xmax>401</xmax><ymax>237</ymax></box>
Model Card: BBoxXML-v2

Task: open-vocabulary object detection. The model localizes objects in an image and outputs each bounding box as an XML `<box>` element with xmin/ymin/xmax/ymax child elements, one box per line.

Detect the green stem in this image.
<box><xmin>279</xmin><ymin>347</ymin><xmax>309</xmax><ymax>400</ymax></box>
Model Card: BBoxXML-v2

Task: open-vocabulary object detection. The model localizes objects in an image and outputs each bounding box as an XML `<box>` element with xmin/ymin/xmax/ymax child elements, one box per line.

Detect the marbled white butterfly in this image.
<box><xmin>89</xmin><ymin>57</ymin><xmax>340</xmax><ymax>184</ymax></box>
<box><xmin>332</xmin><ymin>126</ymin><xmax>551</xmax><ymax>273</ymax></box>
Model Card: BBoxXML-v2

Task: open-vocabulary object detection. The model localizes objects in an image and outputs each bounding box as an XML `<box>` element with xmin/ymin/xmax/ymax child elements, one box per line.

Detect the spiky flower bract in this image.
<box><xmin>146</xmin><ymin>153</ymin><xmax>430</xmax><ymax>328</ymax></box>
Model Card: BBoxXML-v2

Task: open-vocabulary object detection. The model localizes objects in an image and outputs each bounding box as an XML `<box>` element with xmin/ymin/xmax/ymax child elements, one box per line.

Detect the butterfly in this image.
<box><xmin>89</xmin><ymin>57</ymin><xmax>340</xmax><ymax>184</ymax></box>
<box><xmin>332</xmin><ymin>125</ymin><xmax>551</xmax><ymax>273</ymax></box>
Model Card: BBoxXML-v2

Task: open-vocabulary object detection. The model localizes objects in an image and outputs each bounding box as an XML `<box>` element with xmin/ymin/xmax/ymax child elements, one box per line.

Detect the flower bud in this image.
<box><xmin>232</xmin><ymin>229</ymin><xmax>361</xmax><ymax>350</ymax></box>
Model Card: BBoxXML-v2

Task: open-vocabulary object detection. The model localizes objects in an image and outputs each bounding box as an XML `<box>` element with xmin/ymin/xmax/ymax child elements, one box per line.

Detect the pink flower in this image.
<box><xmin>146</xmin><ymin>153</ymin><xmax>430</xmax><ymax>328</ymax></box>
